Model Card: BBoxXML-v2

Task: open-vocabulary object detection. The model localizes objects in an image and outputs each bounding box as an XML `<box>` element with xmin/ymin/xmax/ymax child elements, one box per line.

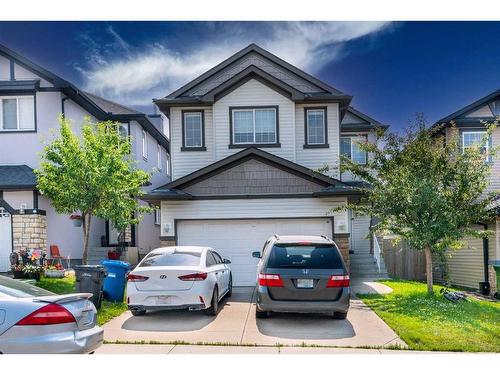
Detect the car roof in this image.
<box><xmin>151</xmin><ymin>246</ymin><xmax>209</xmax><ymax>254</ymax></box>
<box><xmin>273</xmin><ymin>235</ymin><xmax>333</xmax><ymax>244</ymax></box>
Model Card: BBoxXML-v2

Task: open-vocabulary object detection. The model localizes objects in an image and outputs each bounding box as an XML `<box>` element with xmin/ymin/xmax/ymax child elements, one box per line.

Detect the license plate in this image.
<box><xmin>157</xmin><ymin>296</ymin><xmax>169</xmax><ymax>304</ymax></box>
<box><xmin>296</xmin><ymin>279</ymin><xmax>314</xmax><ymax>289</ymax></box>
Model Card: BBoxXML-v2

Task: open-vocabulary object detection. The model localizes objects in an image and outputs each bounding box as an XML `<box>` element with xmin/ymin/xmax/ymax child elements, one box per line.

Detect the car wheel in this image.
<box><xmin>205</xmin><ymin>286</ymin><xmax>219</xmax><ymax>316</ymax></box>
<box><xmin>333</xmin><ymin>311</ymin><xmax>347</xmax><ymax>320</ymax></box>
<box><xmin>131</xmin><ymin>309</ymin><xmax>146</xmax><ymax>316</ymax></box>
<box><xmin>255</xmin><ymin>308</ymin><xmax>269</xmax><ymax>319</ymax></box>
<box><xmin>226</xmin><ymin>274</ymin><xmax>233</xmax><ymax>298</ymax></box>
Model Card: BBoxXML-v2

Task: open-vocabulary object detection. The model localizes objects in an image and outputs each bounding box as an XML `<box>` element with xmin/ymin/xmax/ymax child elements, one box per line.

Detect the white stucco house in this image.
<box><xmin>0</xmin><ymin>43</ymin><xmax>171</xmax><ymax>271</ymax></box>
<box><xmin>145</xmin><ymin>44</ymin><xmax>388</xmax><ymax>286</ymax></box>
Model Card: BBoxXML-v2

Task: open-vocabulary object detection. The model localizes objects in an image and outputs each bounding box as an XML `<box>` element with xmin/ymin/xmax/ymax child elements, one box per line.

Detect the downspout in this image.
<box><xmin>61</xmin><ymin>96</ymin><xmax>69</xmax><ymax>116</ymax></box>
<box><xmin>477</xmin><ymin>222</ymin><xmax>490</xmax><ymax>295</ymax></box>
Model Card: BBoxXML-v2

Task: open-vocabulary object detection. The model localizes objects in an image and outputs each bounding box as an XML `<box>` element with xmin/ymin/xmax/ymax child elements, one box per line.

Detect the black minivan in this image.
<box><xmin>252</xmin><ymin>235</ymin><xmax>350</xmax><ymax>319</ymax></box>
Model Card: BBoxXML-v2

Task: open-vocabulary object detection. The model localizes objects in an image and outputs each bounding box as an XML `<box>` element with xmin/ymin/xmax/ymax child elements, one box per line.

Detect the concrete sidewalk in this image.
<box><xmin>102</xmin><ymin>286</ymin><xmax>405</xmax><ymax>348</ymax></box>
<box><xmin>95</xmin><ymin>344</ymin><xmax>467</xmax><ymax>354</ymax></box>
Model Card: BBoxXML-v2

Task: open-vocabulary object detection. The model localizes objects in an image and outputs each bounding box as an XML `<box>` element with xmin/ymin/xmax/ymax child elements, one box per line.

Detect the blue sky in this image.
<box><xmin>0</xmin><ymin>21</ymin><xmax>499</xmax><ymax>131</ymax></box>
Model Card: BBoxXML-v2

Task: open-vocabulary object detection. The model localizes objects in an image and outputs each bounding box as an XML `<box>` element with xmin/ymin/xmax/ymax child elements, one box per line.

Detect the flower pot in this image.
<box><xmin>107</xmin><ymin>251</ymin><xmax>120</xmax><ymax>260</ymax></box>
<box><xmin>12</xmin><ymin>270</ymin><xmax>25</xmax><ymax>279</ymax></box>
<box><xmin>72</xmin><ymin>219</ymin><xmax>82</xmax><ymax>227</ymax></box>
<box><xmin>24</xmin><ymin>272</ymin><xmax>41</xmax><ymax>281</ymax></box>
<box><xmin>44</xmin><ymin>269</ymin><xmax>66</xmax><ymax>278</ymax></box>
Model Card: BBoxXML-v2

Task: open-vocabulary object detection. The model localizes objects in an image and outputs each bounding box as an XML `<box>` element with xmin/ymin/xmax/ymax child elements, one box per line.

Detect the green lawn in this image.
<box><xmin>36</xmin><ymin>275</ymin><xmax>127</xmax><ymax>326</ymax></box>
<box><xmin>358</xmin><ymin>280</ymin><xmax>500</xmax><ymax>352</ymax></box>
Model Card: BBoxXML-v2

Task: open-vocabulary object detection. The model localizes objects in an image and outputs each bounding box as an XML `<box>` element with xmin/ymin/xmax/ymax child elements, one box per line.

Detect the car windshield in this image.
<box><xmin>267</xmin><ymin>244</ymin><xmax>343</xmax><ymax>269</ymax></box>
<box><xmin>139</xmin><ymin>251</ymin><xmax>201</xmax><ymax>267</ymax></box>
<box><xmin>0</xmin><ymin>276</ymin><xmax>55</xmax><ymax>298</ymax></box>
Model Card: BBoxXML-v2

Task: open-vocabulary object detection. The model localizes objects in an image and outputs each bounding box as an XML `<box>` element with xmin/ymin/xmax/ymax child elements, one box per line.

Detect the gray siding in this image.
<box><xmin>183</xmin><ymin>159</ymin><xmax>324</xmax><ymax>196</ymax></box>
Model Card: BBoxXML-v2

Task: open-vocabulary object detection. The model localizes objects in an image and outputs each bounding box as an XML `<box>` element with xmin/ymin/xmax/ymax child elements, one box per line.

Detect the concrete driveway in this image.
<box><xmin>103</xmin><ymin>287</ymin><xmax>405</xmax><ymax>348</ymax></box>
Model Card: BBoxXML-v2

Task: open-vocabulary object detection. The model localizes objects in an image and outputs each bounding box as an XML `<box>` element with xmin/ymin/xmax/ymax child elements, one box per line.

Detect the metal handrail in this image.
<box><xmin>373</xmin><ymin>233</ymin><xmax>382</xmax><ymax>273</ymax></box>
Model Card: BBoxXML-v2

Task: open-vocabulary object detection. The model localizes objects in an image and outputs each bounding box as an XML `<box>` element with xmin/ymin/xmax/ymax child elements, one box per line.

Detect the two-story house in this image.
<box><xmin>0</xmin><ymin>43</ymin><xmax>171</xmax><ymax>271</ymax></box>
<box><xmin>146</xmin><ymin>44</ymin><xmax>387</xmax><ymax>286</ymax></box>
<box><xmin>431</xmin><ymin>89</ymin><xmax>500</xmax><ymax>295</ymax></box>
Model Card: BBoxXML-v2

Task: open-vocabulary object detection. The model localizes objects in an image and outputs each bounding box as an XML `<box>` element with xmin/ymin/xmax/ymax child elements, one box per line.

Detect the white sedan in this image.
<box><xmin>126</xmin><ymin>246</ymin><xmax>232</xmax><ymax>316</ymax></box>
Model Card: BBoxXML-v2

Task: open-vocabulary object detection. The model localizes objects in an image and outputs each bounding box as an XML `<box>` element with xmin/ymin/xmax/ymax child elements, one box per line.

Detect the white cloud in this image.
<box><xmin>79</xmin><ymin>22</ymin><xmax>391</xmax><ymax>108</ymax></box>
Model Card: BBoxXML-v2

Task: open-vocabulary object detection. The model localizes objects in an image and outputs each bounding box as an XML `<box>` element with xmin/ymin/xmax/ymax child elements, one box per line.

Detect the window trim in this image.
<box><xmin>142</xmin><ymin>129</ymin><xmax>148</xmax><ymax>160</ymax></box>
<box><xmin>156</xmin><ymin>143</ymin><xmax>162</xmax><ymax>171</ymax></box>
<box><xmin>166</xmin><ymin>153</ymin><xmax>171</xmax><ymax>176</ymax></box>
<box><xmin>0</xmin><ymin>94</ymin><xmax>37</xmax><ymax>133</ymax></box>
<box><xmin>154</xmin><ymin>208</ymin><xmax>161</xmax><ymax>226</ymax></box>
<box><xmin>341</xmin><ymin>134</ymin><xmax>368</xmax><ymax>165</ymax></box>
<box><xmin>229</xmin><ymin>106</ymin><xmax>280</xmax><ymax>148</ymax></box>
<box><xmin>461</xmin><ymin>129</ymin><xmax>492</xmax><ymax>162</ymax></box>
<box><xmin>181</xmin><ymin>110</ymin><xmax>206</xmax><ymax>151</ymax></box>
<box><xmin>304</xmin><ymin>107</ymin><xmax>328</xmax><ymax>148</ymax></box>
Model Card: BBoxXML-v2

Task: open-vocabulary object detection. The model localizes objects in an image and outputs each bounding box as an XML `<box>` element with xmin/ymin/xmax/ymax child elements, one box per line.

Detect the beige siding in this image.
<box><xmin>295</xmin><ymin>103</ymin><xmax>340</xmax><ymax>177</ymax></box>
<box><xmin>170</xmin><ymin>106</ymin><xmax>214</xmax><ymax>179</ymax></box>
<box><xmin>161</xmin><ymin>197</ymin><xmax>348</xmax><ymax>237</ymax></box>
<box><xmin>465</xmin><ymin>104</ymin><xmax>494</xmax><ymax>118</ymax></box>
<box><xmin>213</xmin><ymin>79</ymin><xmax>296</xmax><ymax>162</ymax></box>
<box><xmin>13</xmin><ymin>62</ymin><xmax>53</xmax><ymax>87</ymax></box>
<box><xmin>447</xmin><ymin>234</ymin><xmax>489</xmax><ymax>289</ymax></box>
<box><xmin>0</xmin><ymin>55</ymin><xmax>10</xmax><ymax>80</ymax></box>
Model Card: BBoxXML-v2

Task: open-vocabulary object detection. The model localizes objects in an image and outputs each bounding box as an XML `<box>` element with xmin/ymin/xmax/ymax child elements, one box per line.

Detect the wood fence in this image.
<box><xmin>380</xmin><ymin>237</ymin><xmax>427</xmax><ymax>281</ymax></box>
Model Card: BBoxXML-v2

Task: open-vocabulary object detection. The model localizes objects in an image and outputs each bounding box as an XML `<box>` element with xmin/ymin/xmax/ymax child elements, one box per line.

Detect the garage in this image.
<box><xmin>177</xmin><ymin>218</ymin><xmax>333</xmax><ymax>286</ymax></box>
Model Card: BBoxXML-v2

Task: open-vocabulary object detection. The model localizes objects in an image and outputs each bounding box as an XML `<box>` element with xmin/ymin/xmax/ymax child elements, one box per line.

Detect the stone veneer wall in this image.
<box><xmin>488</xmin><ymin>265</ymin><xmax>497</xmax><ymax>295</ymax></box>
<box><xmin>160</xmin><ymin>239</ymin><xmax>175</xmax><ymax>247</ymax></box>
<box><xmin>333</xmin><ymin>233</ymin><xmax>350</xmax><ymax>271</ymax></box>
<box><xmin>12</xmin><ymin>214</ymin><xmax>47</xmax><ymax>252</ymax></box>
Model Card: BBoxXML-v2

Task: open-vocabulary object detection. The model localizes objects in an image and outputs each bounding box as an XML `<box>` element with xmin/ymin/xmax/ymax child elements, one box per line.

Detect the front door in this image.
<box><xmin>0</xmin><ymin>207</ymin><xmax>13</xmax><ymax>272</ymax></box>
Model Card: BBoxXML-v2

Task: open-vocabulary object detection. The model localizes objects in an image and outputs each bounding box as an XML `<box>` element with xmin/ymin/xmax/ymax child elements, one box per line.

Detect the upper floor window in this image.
<box><xmin>166</xmin><ymin>153</ymin><xmax>170</xmax><ymax>176</ymax></box>
<box><xmin>182</xmin><ymin>111</ymin><xmax>205</xmax><ymax>151</ymax></box>
<box><xmin>462</xmin><ymin>130</ymin><xmax>491</xmax><ymax>161</ymax></box>
<box><xmin>341</xmin><ymin>136</ymin><xmax>367</xmax><ymax>165</ymax></box>
<box><xmin>304</xmin><ymin>107</ymin><xmax>328</xmax><ymax>148</ymax></box>
<box><xmin>0</xmin><ymin>96</ymin><xmax>35</xmax><ymax>132</ymax></box>
<box><xmin>142</xmin><ymin>130</ymin><xmax>148</xmax><ymax>160</ymax></box>
<box><xmin>117</xmin><ymin>123</ymin><xmax>129</xmax><ymax>138</ymax></box>
<box><xmin>230</xmin><ymin>106</ymin><xmax>279</xmax><ymax>147</ymax></box>
<box><xmin>156</xmin><ymin>143</ymin><xmax>162</xmax><ymax>171</ymax></box>
<box><xmin>154</xmin><ymin>208</ymin><xmax>161</xmax><ymax>226</ymax></box>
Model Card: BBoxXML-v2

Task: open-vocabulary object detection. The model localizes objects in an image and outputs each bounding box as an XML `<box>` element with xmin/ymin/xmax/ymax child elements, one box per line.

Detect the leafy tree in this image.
<box><xmin>339</xmin><ymin>116</ymin><xmax>498</xmax><ymax>293</ymax></box>
<box><xmin>36</xmin><ymin>116</ymin><xmax>151</xmax><ymax>264</ymax></box>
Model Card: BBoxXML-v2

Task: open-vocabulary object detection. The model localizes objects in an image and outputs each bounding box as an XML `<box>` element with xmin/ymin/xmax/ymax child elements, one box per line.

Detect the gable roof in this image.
<box><xmin>154</xmin><ymin>44</ymin><xmax>352</xmax><ymax>116</ymax></box>
<box><xmin>0</xmin><ymin>43</ymin><xmax>169</xmax><ymax>151</ymax></box>
<box><xmin>145</xmin><ymin>147</ymin><xmax>360</xmax><ymax>201</ymax></box>
<box><xmin>431</xmin><ymin>89</ymin><xmax>500</xmax><ymax>132</ymax></box>
<box><xmin>341</xmin><ymin>107</ymin><xmax>388</xmax><ymax>132</ymax></box>
<box><xmin>0</xmin><ymin>165</ymin><xmax>37</xmax><ymax>190</ymax></box>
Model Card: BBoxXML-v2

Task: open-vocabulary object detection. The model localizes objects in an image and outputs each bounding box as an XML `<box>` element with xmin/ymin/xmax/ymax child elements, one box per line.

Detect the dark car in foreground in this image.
<box><xmin>252</xmin><ymin>235</ymin><xmax>350</xmax><ymax>319</ymax></box>
<box><xmin>0</xmin><ymin>275</ymin><xmax>103</xmax><ymax>354</ymax></box>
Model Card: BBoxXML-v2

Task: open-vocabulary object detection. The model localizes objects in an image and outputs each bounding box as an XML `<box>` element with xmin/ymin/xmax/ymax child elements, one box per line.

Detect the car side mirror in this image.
<box><xmin>252</xmin><ymin>251</ymin><xmax>262</xmax><ymax>259</ymax></box>
<box><xmin>223</xmin><ymin>258</ymin><xmax>231</xmax><ymax>264</ymax></box>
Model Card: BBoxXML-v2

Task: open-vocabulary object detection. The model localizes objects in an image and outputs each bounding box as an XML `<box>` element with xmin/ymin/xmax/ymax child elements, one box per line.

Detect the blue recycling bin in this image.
<box><xmin>100</xmin><ymin>260</ymin><xmax>131</xmax><ymax>302</ymax></box>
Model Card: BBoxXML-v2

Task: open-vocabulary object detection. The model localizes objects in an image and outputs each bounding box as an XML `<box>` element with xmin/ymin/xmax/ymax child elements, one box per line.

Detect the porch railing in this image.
<box><xmin>373</xmin><ymin>233</ymin><xmax>382</xmax><ymax>273</ymax></box>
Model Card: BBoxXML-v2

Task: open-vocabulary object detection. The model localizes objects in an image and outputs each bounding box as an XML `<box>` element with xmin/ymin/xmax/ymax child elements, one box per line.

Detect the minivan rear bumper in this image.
<box><xmin>256</xmin><ymin>286</ymin><xmax>350</xmax><ymax>314</ymax></box>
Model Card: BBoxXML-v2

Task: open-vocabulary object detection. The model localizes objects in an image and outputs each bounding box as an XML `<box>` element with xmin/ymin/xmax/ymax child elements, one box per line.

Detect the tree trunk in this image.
<box><xmin>81</xmin><ymin>213</ymin><xmax>92</xmax><ymax>265</ymax></box>
<box><xmin>424</xmin><ymin>246</ymin><xmax>434</xmax><ymax>294</ymax></box>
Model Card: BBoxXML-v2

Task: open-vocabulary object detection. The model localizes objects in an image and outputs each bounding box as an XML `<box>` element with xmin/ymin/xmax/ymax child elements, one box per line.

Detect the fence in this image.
<box><xmin>380</xmin><ymin>236</ymin><xmax>427</xmax><ymax>281</ymax></box>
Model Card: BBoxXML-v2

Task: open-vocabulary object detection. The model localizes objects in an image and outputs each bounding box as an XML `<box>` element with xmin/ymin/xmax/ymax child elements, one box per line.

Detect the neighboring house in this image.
<box><xmin>0</xmin><ymin>43</ymin><xmax>171</xmax><ymax>271</ymax></box>
<box><xmin>431</xmin><ymin>89</ymin><xmax>500</xmax><ymax>294</ymax></box>
<box><xmin>146</xmin><ymin>44</ymin><xmax>388</xmax><ymax>286</ymax></box>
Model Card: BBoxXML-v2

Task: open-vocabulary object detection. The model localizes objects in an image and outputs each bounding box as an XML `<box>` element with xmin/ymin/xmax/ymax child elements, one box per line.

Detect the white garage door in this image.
<box><xmin>177</xmin><ymin>218</ymin><xmax>333</xmax><ymax>286</ymax></box>
<box><xmin>0</xmin><ymin>207</ymin><xmax>13</xmax><ymax>272</ymax></box>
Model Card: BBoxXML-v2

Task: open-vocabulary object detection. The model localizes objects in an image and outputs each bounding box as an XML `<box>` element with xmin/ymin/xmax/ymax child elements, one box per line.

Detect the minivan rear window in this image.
<box><xmin>139</xmin><ymin>251</ymin><xmax>201</xmax><ymax>267</ymax></box>
<box><xmin>266</xmin><ymin>244</ymin><xmax>344</xmax><ymax>269</ymax></box>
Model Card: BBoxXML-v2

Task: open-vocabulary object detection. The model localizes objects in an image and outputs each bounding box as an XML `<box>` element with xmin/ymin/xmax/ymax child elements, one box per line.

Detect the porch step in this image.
<box><xmin>349</xmin><ymin>252</ymin><xmax>388</xmax><ymax>279</ymax></box>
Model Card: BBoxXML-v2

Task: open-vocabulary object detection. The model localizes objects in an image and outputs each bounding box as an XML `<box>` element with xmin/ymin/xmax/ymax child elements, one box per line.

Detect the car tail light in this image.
<box><xmin>16</xmin><ymin>303</ymin><xmax>75</xmax><ymax>325</ymax></box>
<box><xmin>178</xmin><ymin>272</ymin><xmax>207</xmax><ymax>281</ymax></box>
<box><xmin>327</xmin><ymin>275</ymin><xmax>350</xmax><ymax>288</ymax></box>
<box><xmin>127</xmin><ymin>274</ymin><xmax>149</xmax><ymax>282</ymax></box>
<box><xmin>258</xmin><ymin>273</ymin><xmax>284</xmax><ymax>287</ymax></box>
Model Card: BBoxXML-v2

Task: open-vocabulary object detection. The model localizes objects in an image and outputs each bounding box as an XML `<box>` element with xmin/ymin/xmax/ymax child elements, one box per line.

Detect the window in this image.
<box><xmin>305</xmin><ymin>108</ymin><xmax>327</xmax><ymax>146</ymax></box>
<box><xmin>0</xmin><ymin>96</ymin><xmax>35</xmax><ymax>131</ymax></box>
<box><xmin>205</xmin><ymin>251</ymin><xmax>218</xmax><ymax>267</ymax></box>
<box><xmin>118</xmin><ymin>123</ymin><xmax>129</xmax><ymax>138</ymax></box>
<box><xmin>231</xmin><ymin>107</ymin><xmax>278</xmax><ymax>146</ymax></box>
<box><xmin>157</xmin><ymin>144</ymin><xmax>162</xmax><ymax>170</ymax></box>
<box><xmin>182</xmin><ymin>111</ymin><xmax>204</xmax><ymax>150</ymax></box>
<box><xmin>212</xmin><ymin>251</ymin><xmax>223</xmax><ymax>264</ymax></box>
<box><xmin>267</xmin><ymin>244</ymin><xmax>343</xmax><ymax>269</ymax></box>
<box><xmin>139</xmin><ymin>251</ymin><xmax>201</xmax><ymax>267</ymax></box>
<box><xmin>154</xmin><ymin>208</ymin><xmax>161</xmax><ymax>225</ymax></box>
<box><xmin>142</xmin><ymin>130</ymin><xmax>148</xmax><ymax>159</ymax></box>
<box><xmin>166</xmin><ymin>153</ymin><xmax>170</xmax><ymax>176</ymax></box>
<box><xmin>462</xmin><ymin>131</ymin><xmax>491</xmax><ymax>161</ymax></box>
<box><xmin>341</xmin><ymin>136</ymin><xmax>367</xmax><ymax>165</ymax></box>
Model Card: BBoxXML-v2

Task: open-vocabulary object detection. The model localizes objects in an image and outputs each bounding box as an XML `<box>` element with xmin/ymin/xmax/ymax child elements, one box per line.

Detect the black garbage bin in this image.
<box><xmin>73</xmin><ymin>265</ymin><xmax>107</xmax><ymax>309</ymax></box>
